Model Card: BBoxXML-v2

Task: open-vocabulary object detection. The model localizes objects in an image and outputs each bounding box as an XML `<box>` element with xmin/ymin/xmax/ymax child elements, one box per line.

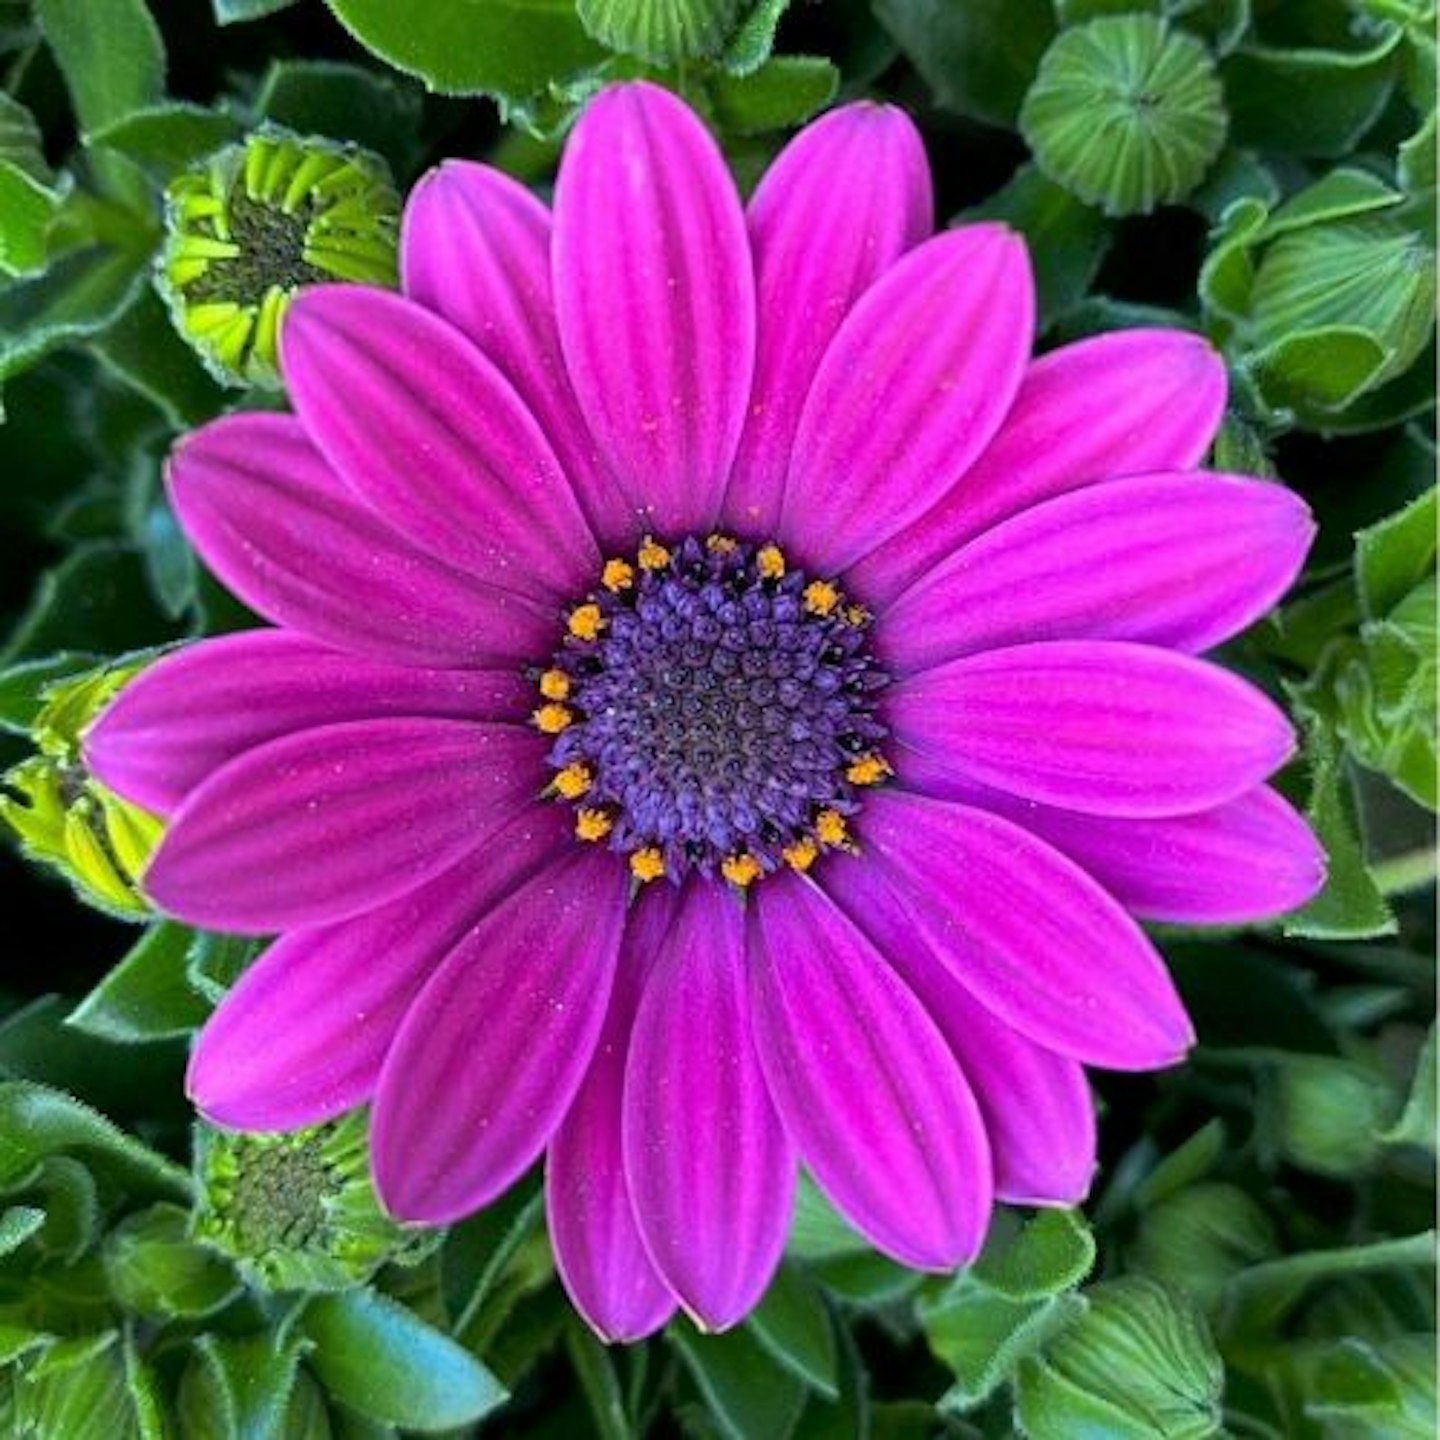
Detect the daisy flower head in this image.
<box><xmin>86</xmin><ymin>82</ymin><xmax>1324</xmax><ymax>1341</ymax></box>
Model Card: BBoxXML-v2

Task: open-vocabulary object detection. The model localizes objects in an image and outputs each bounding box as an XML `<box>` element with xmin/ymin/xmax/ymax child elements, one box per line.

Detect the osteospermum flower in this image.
<box><xmin>87</xmin><ymin>82</ymin><xmax>1324</xmax><ymax>1340</ymax></box>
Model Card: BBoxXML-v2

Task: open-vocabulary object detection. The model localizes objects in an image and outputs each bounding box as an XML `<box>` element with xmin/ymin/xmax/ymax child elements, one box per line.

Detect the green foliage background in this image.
<box><xmin>0</xmin><ymin>0</ymin><xmax>1434</xmax><ymax>1435</ymax></box>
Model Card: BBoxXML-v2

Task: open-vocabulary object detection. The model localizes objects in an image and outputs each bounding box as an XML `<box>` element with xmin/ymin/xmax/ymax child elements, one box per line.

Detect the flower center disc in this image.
<box><xmin>535</xmin><ymin>535</ymin><xmax>892</xmax><ymax>887</ymax></box>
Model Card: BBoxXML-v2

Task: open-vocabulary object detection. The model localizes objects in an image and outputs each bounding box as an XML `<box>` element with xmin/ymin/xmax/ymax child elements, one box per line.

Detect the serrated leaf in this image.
<box><xmin>322</xmin><ymin>0</ymin><xmax>607</xmax><ymax>125</ymax></box>
<box><xmin>1356</xmin><ymin>487</ymin><xmax>1438</xmax><ymax>619</ymax></box>
<box><xmin>708</xmin><ymin>56</ymin><xmax>839</xmax><ymax>135</ymax></box>
<box><xmin>178</xmin><ymin>1328</ymin><xmax>308</xmax><ymax>1440</ymax></box>
<box><xmin>303</xmin><ymin>1290</ymin><xmax>508</xmax><ymax>1431</ymax></box>
<box><xmin>972</xmin><ymin>1209</ymin><xmax>1096</xmax><ymax>1301</ymax></box>
<box><xmin>15</xmin><ymin>1332</ymin><xmax>145</xmax><ymax>1440</ymax></box>
<box><xmin>253</xmin><ymin>60</ymin><xmax>426</xmax><ymax>178</ymax></box>
<box><xmin>670</xmin><ymin>1323</ymin><xmax>809</xmax><ymax>1440</ymax></box>
<box><xmin>33</xmin><ymin>0</ymin><xmax>166</xmax><ymax>136</ymax></box>
<box><xmin>1221</xmin><ymin>29</ymin><xmax>1403</xmax><ymax>158</ymax></box>
<box><xmin>1284</xmin><ymin>698</ymin><xmax>1396</xmax><ymax>941</ymax></box>
<box><xmin>747</xmin><ymin>1262</ymin><xmax>838</xmax><ymax>1399</ymax></box>
<box><xmin>872</xmin><ymin>0</ymin><xmax>1057</xmax><ymax>128</ymax></box>
<box><xmin>87</xmin><ymin>103</ymin><xmax>243</xmax><ymax>174</ymax></box>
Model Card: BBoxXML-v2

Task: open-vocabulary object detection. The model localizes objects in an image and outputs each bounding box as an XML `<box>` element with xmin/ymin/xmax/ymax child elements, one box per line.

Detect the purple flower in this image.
<box><xmin>87</xmin><ymin>83</ymin><xmax>1324</xmax><ymax>1340</ymax></box>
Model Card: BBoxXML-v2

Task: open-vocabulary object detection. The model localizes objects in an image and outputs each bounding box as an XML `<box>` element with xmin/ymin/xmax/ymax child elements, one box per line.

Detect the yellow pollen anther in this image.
<box><xmin>706</xmin><ymin>533</ymin><xmax>738</xmax><ymax>553</ymax></box>
<box><xmin>575</xmin><ymin>808</ymin><xmax>612</xmax><ymax>841</ymax></box>
<box><xmin>630</xmin><ymin>847</ymin><xmax>665</xmax><ymax>882</ymax></box>
<box><xmin>782</xmin><ymin>837</ymin><xmax>819</xmax><ymax>872</ymax></box>
<box><xmin>721</xmin><ymin>853</ymin><xmax>762</xmax><ymax>887</ymax></box>
<box><xmin>568</xmin><ymin>604</ymin><xmax>605</xmax><ymax>641</ymax></box>
<box><xmin>533</xmin><ymin>703</ymin><xmax>572</xmax><ymax>734</ymax></box>
<box><xmin>815</xmin><ymin>809</ymin><xmax>848</xmax><ymax>847</ymax></box>
<box><xmin>756</xmin><ymin>544</ymin><xmax>786</xmax><ymax>580</ymax></box>
<box><xmin>845</xmin><ymin>604</ymin><xmax>870</xmax><ymax>627</ymax></box>
<box><xmin>553</xmin><ymin>763</ymin><xmax>592</xmax><ymax>799</ymax></box>
<box><xmin>601</xmin><ymin>558</ymin><xmax>634</xmax><ymax>592</ymax></box>
<box><xmin>846</xmin><ymin>754</ymin><xmax>891</xmax><ymax>786</ymax></box>
<box><xmin>803</xmin><ymin>580</ymin><xmax>840</xmax><ymax>617</ymax></box>
<box><xmin>538</xmin><ymin>668</ymin><xmax>570</xmax><ymax>701</ymax></box>
<box><xmin>637</xmin><ymin>537</ymin><xmax>671</xmax><ymax>571</ymax></box>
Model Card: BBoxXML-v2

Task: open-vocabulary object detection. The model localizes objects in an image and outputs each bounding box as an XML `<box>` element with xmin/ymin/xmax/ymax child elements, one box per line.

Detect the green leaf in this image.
<box><xmin>102</xmin><ymin>1203</ymin><xmax>241</xmax><ymax>1319</ymax></box>
<box><xmin>0</xmin><ymin>1205</ymin><xmax>45</xmax><ymax>1256</ymax></box>
<box><xmin>721</xmin><ymin>0</ymin><xmax>792</xmax><ymax>74</ymax></box>
<box><xmin>252</xmin><ymin>60</ymin><xmax>426</xmax><ymax>179</ymax></box>
<box><xmin>0</xmin><ymin>653</ymin><xmax>99</xmax><ymax>733</ymax></box>
<box><xmin>872</xmin><ymin>0</ymin><xmax>1057</xmax><ymax>128</ymax></box>
<box><xmin>0</xmin><ymin>1080</ymin><xmax>190</xmax><ymax>1197</ymax></box>
<box><xmin>1020</xmin><ymin>15</ymin><xmax>1228</xmax><ymax>216</ymax></box>
<box><xmin>1267</xmin><ymin>1054</ymin><xmax>1399</xmax><ymax>1176</ymax></box>
<box><xmin>1284</xmin><ymin>697</ymin><xmax>1397</xmax><ymax>940</ymax></box>
<box><xmin>747</xmin><ymin>1262</ymin><xmax>839</xmax><ymax>1398</ymax></box>
<box><xmin>1251</xmin><ymin>326</ymin><xmax>1391</xmax><ymax>415</ymax></box>
<box><xmin>0</xmin><ymin>245</ymin><xmax>150</xmax><ymax>388</ymax></box>
<box><xmin>67</xmin><ymin>923</ymin><xmax>209</xmax><ymax>1044</ymax></box>
<box><xmin>33</xmin><ymin>0</ymin><xmax>166</xmax><ymax>136</ymax></box>
<box><xmin>1016</xmin><ymin>1279</ymin><xmax>1223</xmax><ymax>1439</ymax></box>
<box><xmin>322</xmin><ymin>0</ymin><xmax>607</xmax><ymax>123</ymax></box>
<box><xmin>564</xmin><ymin>1323</ymin><xmax>633</xmax><ymax>1440</ymax></box>
<box><xmin>0</xmin><ymin>544</ymin><xmax>178</xmax><ymax>665</ymax></box>
<box><xmin>87</xmin><ymin>103</ymin><xmax>243</xmax><ymax>175</ymax></box>
<box><xmin>1219</xmin><ymin>1230</ymin><xmax>1436</xmax><ymax>1340</ymax></box>
<box><xmin>972</xmin><ymin>1209</ymin><xmax>1096</xmax><ymax>1301</ymax></box>
<box><xmin>1263</xmin><ymin>168</ymin><xmax>1404</xmax><ymax>235</ymax></box>
<box><xmin>1132</xmin><ymin>1183</ymin><xmax>1278</xmax><ymax>1309</ymax></box>
<box><xmin>15</xmin><ymin>1332</ymin><xmax>145</xmax><ymax>1440</ymax></box>
<box><xmin>670</xmin><ymin>1323</ymin><xmax>809</xmax><ymax>1440</ymax></box>
<box><xmin>0</xmin><ymin>163</ymin><xmax>67</xmax><ymax>278</ymax></box>
<box><xmin>1382</xmin><ymin>1023</ymin><xmax>1437</xmax><ymax>1151</ymax></box>
<box><xmin>964</xmin><ymin>164</ymin><xmax>1111</xmax><ymax>326</ymax></box>
<box><xmin>214</xmin><ymin>0</ymin><xmax>298</xmax><ymax>20</ymax></box>
<box><xmin>578</xmin><ymin>0</ymin><xmax>742</xmax><ymax>62</ymax></box>
<box><xmin>1221</xmin><ymin>29</ymin><xmax>1403</xmax><ymax>158</ymax></box>
<box><xmin>708</xmin><ymin>56</ymin><xmax>839</xmax><ymax>135</ymax></box>
<box><xmin>1356</xmin><ymin>486</ymin><xmax>1438</xmax><ymax>619</ymax></box>
<box><xmin>177</xmin><ymin>1327</ymin><xmax>309</xmax><ymax>1440</ymax></box>
<box><xmin>0</xmin><ymin>93</ymin><xmax>54</xmax><ymax>185</ymax></box>
<box><xmin>1304</xmin><ymin>1335</ymin><xmax>1438</xmax><ymax>1438</ymax></box>
<box><xmin>302</xmin><ymin>1290</ymin><xmax>508</xmax><ymax>1430</ymax></box>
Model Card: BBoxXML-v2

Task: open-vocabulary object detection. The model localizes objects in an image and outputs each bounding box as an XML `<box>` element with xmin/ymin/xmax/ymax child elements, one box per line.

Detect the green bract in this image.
<box><xmin>1020</xmin><ymin>15</ymin><xmax>1227</xmax><ymax>216</ymax></box>
<box><xmin>192</xmin><ymin>1112</ymin><xmax>436</xmax><ymax>1291</ymax></box>
<box><xmin>0</xmin><ymin>660</ymin><xmax>161</xmax><ymax>919</ymax></box>
<box><xmin>157</xmin><ymin>129</ymin><xmax>399</xmax><ymax>387</ymax></box>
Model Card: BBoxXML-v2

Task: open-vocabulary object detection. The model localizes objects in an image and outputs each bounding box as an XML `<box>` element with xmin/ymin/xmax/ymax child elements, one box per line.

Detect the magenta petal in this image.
<box><xmin>549</xmin><ymin>889</ymin><xmax>680</xmax><ymax>1344</ymax></box>
<box><xmin>822</xmin><ymin>856</ymin><xmax>1095</xmax><ymax>1206</ymax></box>
<box><xmin>145</xmin><ymin>719</ymin><xmax>545</xmax><ymax>933</ymax></box>
<box><xmin>887</xmin><ymin>639</ymin><xmax>1295</xmax><ymax>818</ymax></box>
<box><xmin>860</xmin><ymin>791</ymin><xmax>1193</xmax><ymax>1069</ymax></box>
<box><xmin>939</xmin><ymin>778</ymin><xmax>1327</xmax><ymax>924</ymax></box>
<box><xmin>851</xmin><ymin>328</ymin><xmax>1227</xmax><ymax>603</ymax></box>
<box><xmin>401</xmin><ymin>162</ymin><xmax>628</xmax><ymax>549</ymax></box>
<box><xmin>780</xmin><ymin>224</ymin><xmax>1032</xmax><ymax>573</ymax></box>
<box><xmin>553</xmin><ymin>82</ymin><xmax>754</xmax><ymax>539</ymax></box>
<box><xmin>86</xmin><ymin>631</ymin><xmax>529</xmax><ymax>816</ymax></box>
<box><xmin>877</xmin><ymin>474</ymin><xmax>1316</xmax><ymax>673</ymax></box>
<box><xmin>749</xmin><ymin>875</ymin><xmax>992</xmax><ymax>1269</ymax></box>
<box><xmin>169</xmin><ymin>413</ymin><xmax>553</xmax><ymax>668</ymax></box>
<box><xmin>186</xmin><ymin>804</ymin><xmax>571</xmax><ymax>1131</ymax></box>
<box><xmin>624</xmin><ymin>883</ymin><xmax>794</xmax><ymax>1331</ymax></box>
<box><xmin>723</xmin><ymin>102</ymin><xmax>932</xmax><ymax>535</ymax></box>
<box><xmin>373</xmin><ymin>848</ymin><xmax>628</xmax><ymax>1224</ymax></box>
<box><xmin>281</xmin><ymin>285</ymin><xmax>598</xmax><ymax>599</ymax></box>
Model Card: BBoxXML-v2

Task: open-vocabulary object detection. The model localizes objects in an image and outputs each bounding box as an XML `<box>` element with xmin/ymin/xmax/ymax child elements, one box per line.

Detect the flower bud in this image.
<box><xmin>192</xmin><ymin>1112</ymin><xmax>434</xmax><ymax>1291</ymax></box>
<box><xmin>158</xmin><ymin>129</ymin><xmax>400</xmax><ymax>387</ymax></box>
<box><xmin>0</xmin><ymin>661</ymin><xmax>162</xmax><ymax>919</ymax></box>
<box><xmin>1016</xmin><ymin>1277</ymin><xmax>1224</xmax><ymax>1438</ymax></box>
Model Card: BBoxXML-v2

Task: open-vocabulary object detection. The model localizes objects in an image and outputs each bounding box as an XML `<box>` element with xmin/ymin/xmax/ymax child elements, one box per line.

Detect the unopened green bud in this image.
<box><xmin>1133</xmin><ymin>1183</ymin><xmax>1278</xmax><ymax>1310</ymax></box>
<box><xmin>159</xmin><ymin>128</ymin><xmax>400</xmax><ymax>387</ymax></box>
<box><xmin>192</xmin><ymin>1112</ymin><xmax>434</xmax><ymax>1291</ymax></box>
<box><xmin>0</xmin><ymin>661</ymin><xmax>162</xmax><ymax>919</ymax></box>
<box><xmin>1268</xmin><ymin>1055</ymin><xmax>1398</xmax><ymax>1178</ymax></box>
<box><xmin>1016</xmin><ymin>1277</ymin><xmax>1224</xmax><ymax>1439</ymax></box>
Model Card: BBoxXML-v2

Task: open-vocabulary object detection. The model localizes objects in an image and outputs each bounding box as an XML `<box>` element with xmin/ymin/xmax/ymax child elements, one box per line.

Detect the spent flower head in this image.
<box><xmin>89</xmin><ymin>83</ymin><xmax>1324</xmax><ymax>1341</ymax></box>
